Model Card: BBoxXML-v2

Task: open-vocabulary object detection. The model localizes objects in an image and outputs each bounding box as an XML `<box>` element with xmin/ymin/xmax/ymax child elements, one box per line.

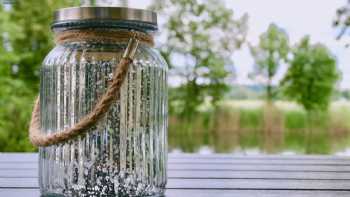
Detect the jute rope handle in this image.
<box><xmin>29</xmin><ymin>30</ymin><xmax>151</xmax><ymax>147</ymax></box>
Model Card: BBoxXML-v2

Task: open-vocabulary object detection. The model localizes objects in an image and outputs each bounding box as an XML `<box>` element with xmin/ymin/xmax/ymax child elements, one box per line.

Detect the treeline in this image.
<box><xmin>156</xmin><ymin>0</ymin><xmax>339</xmax><ymax>120</ymax></box>
<box><xmin>157</xmin><ymin>0</ymin><xmax>344</xmax><ymax>154</ymax></box>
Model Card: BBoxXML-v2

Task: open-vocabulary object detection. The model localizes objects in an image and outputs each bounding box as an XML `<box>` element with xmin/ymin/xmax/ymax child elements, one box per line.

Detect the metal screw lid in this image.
<box><xmin>54</xmin><ymin>7</ymin><xmax>157</xmax><ymax>26</ymax></box>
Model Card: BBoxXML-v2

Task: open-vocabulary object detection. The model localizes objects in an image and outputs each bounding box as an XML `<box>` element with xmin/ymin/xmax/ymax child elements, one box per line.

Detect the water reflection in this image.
<box><xmin>168</xmin><ymin>102</ymin><xmax>350</xmax><ymax>155</ymax></box>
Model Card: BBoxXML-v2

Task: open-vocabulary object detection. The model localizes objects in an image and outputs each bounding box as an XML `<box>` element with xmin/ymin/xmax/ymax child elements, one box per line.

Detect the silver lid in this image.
<box><xmin>54</xmin><ymin>7</ymin><xmax>157</xmax><ymax>25</ymax></box>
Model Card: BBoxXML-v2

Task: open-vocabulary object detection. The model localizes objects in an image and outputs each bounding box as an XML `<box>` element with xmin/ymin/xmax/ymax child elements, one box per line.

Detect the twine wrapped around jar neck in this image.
<box><xmin>29</xmin><ymin>30</ymin><xmax>153</xmax><ymax>147</ymax></box>
<box><xmin>55</xmin><ymin>29</ymin><xmax>154</xmax><ymax>46</ymax></box>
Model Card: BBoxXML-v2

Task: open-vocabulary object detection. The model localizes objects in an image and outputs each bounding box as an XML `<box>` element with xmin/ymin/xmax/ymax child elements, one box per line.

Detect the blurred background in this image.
<box><xmin>1</xmin><ymin>0</ymin><xmax>350</xmax><ymax>155</ymax></box>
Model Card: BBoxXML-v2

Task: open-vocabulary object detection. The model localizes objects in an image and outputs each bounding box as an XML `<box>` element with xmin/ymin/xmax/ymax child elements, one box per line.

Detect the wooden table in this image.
<box><xmin>1</xmin><ymin>153</ymin><xmax>350</xmax><ymax>196</ymax></box>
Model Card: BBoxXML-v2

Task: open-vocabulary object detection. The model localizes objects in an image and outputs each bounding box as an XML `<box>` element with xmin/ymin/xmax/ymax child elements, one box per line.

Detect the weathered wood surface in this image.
<box><xmin>1</xmin><ymin>153</ymin><xmax>350</xmax><ymax>196</ymax></box>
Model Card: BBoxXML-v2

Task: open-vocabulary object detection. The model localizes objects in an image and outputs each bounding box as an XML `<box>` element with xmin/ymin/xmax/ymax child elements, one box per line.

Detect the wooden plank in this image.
<box><xmin>3</xmin><ymin>158</ymin><xmax>350</xmax><ymax>165</ymax></box>
<box><xmin>166</xmin><ymin>189</ymin><xmax>350</xmax><ymax>197</ymax></box>
<box><xmin>2</xmin><ymin>159</ymin><xmax>350</xmax><ymax>166</ymax></box>
<box><xmin>0</xmin><ymin>163</ymin><xmax>37</xmax><ymax>169</ymax></box>
<box><xmin>0</xmin><ymin>178</ymin><xmax>38</xmax><ymax>188</ymax></box>
<box><xmin>1</xmin><ymin>153</ymin><xmax>350</xmax><ymax>162</ymax></box>
<box><xmin>0</xmin><ymin>170</ymin><xmax>37</xmax><ymax>178</ymax></box>
<box><xmin>2</xmin><ymin>169</ymin><xmax>350</xmax><ymax>180</ymax></box>
<box><xmin>169</xmin><ymin>153</ymin><xmax>350</xmax><ymax>160</ymax></box>
<box><xmin>169</xmin><ymin>170</ymin><xmax>350</xmax><ymax>180</ymax></box>
<box><xmin>167</xmin><ymin>179</ymin><xmax>350</xmax><ymax>190</ymax></box>
<box><xmin>2</xmin><ymin>177</ymin><xmax>350</xmax><ymax>190</ymax></box>
<box><xmin>169</xmin><ymin>159</ymin><xmax>350</xmax><ymax>165</ymax></box>
<box><xmin>0</xmin><ymin>153</ymin><xmax>37</xmax><ymax>162</ymax></box>
<box><xmin>168</xmin><ymin>163</ymin><xmax>350</xmax><ymax>171</ymax></box>
<box><xmin>0</xmin><ymin>189</ymin><xmax>40</xmax><ymax>197</ymax></box>
<box><xmin>2</xmin><ymin>153</ymin><xmax>350</xmax><ymax>196</ymax></box>
<box><xmin>1</xmin><ymin>188</ymin><xmax>350</xmax><ymax>197</ymax></box>
<box><xmin>2</xmin><ymin>163</ymin><xmax>350</xmax><ymax>172</ymax></box>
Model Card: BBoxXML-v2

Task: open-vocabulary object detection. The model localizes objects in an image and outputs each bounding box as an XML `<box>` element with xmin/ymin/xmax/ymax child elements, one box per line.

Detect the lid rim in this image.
<box><xmin>51</xmin><ymin>19</ymin><xmax>158</xmax><ymax>32</ymax></box>
<box><xmin>54</xmin><ymin>6</ymin><xmax>157</xmax><ymax>26</ymax></box>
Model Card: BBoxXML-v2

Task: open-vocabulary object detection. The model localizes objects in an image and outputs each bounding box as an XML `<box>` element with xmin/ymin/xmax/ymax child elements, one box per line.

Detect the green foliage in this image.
<box><xmin>249</xmin><ymin>23</ymin><xmax>289</xmax><ymax>101</ymax></box>
<box><xmin>281</xmin><ymin>36</ymin><xmax>339</xmax><ymax>112</ymax></box>
<box><xmin>0</xmin><ymin>0</ymin><xmax>79</xmax><ymax>152</ymax></box>
<box><xmin>0</xmin><ymin>78</ymin><xmax>36</xmax><ymax>151</ymax></box>
<box><xmin>152</xmin><ymin>0</ymin><xmax>248</xmax><ymax>119</ymax></box>
<box><xmin>0</xmin><ymin>4</ymin><xmax>21</xmax><ymax>75</ymax></box>
<box><xmin>6</xmin><ymin>0</ymin><xmax>79</xmax><ymax>89</ymax></box>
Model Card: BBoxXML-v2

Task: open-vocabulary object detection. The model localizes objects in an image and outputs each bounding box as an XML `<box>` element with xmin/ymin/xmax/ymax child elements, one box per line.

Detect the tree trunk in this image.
<box><xmin>305</xmin><ymin>111</ymin><xmax>312</xmax><ymax>154</ymax></box>
<box><xmin>266</xmin><ymin>77</ymin><xmax>273</xmax><ymax>102</ymax></box>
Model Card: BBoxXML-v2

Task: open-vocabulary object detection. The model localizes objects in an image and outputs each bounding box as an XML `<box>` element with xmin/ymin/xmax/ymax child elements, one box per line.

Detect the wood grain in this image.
<box><xmin>1</xmin><ymin>153</ymin><xmax>350</xmax><ymax>196</ymax></box>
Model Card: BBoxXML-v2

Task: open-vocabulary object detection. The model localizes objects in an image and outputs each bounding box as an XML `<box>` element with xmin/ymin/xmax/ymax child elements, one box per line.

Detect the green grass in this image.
<box><xmin>239</xmin><ymin>108</ymin><xmax>263</xmax><ymax>128</ymax></box>
<box><xmin>284</xmin><ymin>110</ymin><xmax>307</xmax><ymax>129</ymax></box>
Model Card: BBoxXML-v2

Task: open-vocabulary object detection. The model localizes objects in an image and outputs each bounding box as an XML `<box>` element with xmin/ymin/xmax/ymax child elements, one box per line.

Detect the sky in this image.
<box><xmin>124</xmin><ymin>0</ymin><xmax>350</xmax><ymax>89</ymax></box>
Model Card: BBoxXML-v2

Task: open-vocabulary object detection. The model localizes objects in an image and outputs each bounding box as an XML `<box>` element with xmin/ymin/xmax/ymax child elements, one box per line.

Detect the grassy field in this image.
<box><xmin>169</xmin><ymin>100</ymin><xmax>350</xmax><ymax>154</ymax></box>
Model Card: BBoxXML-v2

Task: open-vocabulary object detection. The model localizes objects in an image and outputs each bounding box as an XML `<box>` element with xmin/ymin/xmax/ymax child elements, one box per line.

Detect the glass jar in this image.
<box><xmin>38</xmin><ymin>7</ymin><xmax>167</xmax><ymax>197</ymax></box>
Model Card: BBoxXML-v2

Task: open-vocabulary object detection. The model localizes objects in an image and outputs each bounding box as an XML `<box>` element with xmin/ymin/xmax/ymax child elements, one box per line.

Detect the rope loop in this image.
<box><xmin>29</xmin><ymin>30</ymin><xmax>152</xmax><ymax>147</ymax></box>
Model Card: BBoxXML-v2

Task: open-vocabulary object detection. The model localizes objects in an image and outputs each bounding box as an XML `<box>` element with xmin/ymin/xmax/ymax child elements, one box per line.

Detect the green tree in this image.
<box><xmin>281</xmin><ymin>36</ymin><xmax>339</xmax><ymax>112</ymax></box>
<box><xmin>7</xmin><ymin>0</ymin><xmax>79</xmax><ymax>89</ymax></box>
<box><xmin>0</xmin><ymin>0</ymin><xmax>79</xmax><ymax>152</ymax></box>
<box><xmin>249</xmin><ymin>23</ymin><xmax>289</xmax><ymax>101</ymax></box>
<box><xmin>151</xmin><ymin>0</ymin><xmax>248</xmax><ymax>119</ymax></box>
<box><xmin>281</xmin><ymin>36</ymin><xmax>339</xmax><ymax>154</ymax></box>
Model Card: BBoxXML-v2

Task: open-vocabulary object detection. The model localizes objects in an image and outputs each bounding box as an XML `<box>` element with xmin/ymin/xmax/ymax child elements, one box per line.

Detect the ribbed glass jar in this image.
<box><xmin>38</xmin><ymin>22</ymin><xmax>168</xmax><ymax>196</ymax></box>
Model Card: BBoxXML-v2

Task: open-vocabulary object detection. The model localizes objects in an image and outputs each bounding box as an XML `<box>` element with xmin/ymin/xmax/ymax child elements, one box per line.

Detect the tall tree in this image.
<box><xmin>0</xmin><ymin>0</ymin><xmax>79</xmax><ymax>90</ymax></box>
<box><xmin>151</xmin><ymin>0</ymin><xmax>248</xmax><ymax>119</ymax></box>
<box><xmin>281</xmin><ymin>36</ymin><xmax>339</xmax><ymax>154</ymax></box>
<box><xmin>249</xmin><ymin>23</ymin><xmax>289</xmax><ymax>101</ymax></box>
<box><xmin>0</xmin><ymin>0</ymin><xmax>79</xmax><ymax>151</ymax></box>
<box><xmin>281</xmin><ymin>36</ymin><xmax>339</xmax><ymax>112</ymax></box>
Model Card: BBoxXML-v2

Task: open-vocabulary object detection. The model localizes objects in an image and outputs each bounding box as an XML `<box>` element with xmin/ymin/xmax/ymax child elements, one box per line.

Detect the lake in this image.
<box><xmin>168</xmin><ymin>100</ymin><xmax>350</xmax><ymax>155</ymax></box>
